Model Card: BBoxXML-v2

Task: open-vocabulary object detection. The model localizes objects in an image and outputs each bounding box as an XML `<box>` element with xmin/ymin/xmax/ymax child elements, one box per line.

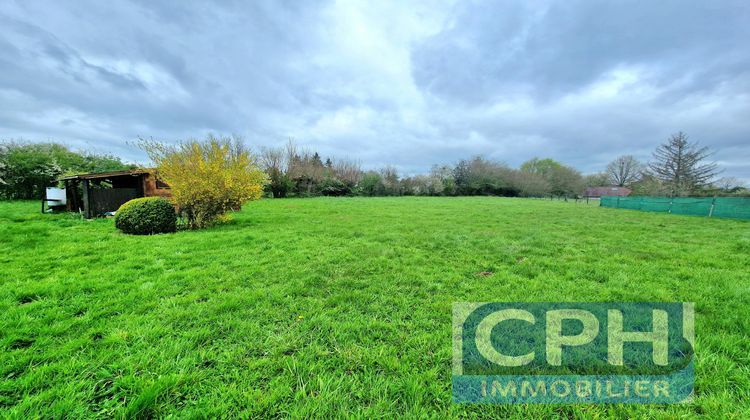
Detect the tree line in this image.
<box><xmin>1</xmin><ymin>132</ymin><xmax>746</xmax><ymax>200</ymax></box>
<box><xmin>0</xmin><ymin>142</ymin><xmax>133</xmax><ymax>199</ymax></box>
<box><xmin>260</xmin><ymin>133</ymin><xmax>744</xmax><ymax>198</ymax></box>
<box><xmin>259</xmin><ymin>140</ymin><xmax>587</xmax><ymax>198</ymax></box>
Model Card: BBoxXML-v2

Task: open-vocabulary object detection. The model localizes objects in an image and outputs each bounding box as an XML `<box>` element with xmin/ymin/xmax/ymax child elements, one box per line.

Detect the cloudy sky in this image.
<box><xmin>1</xmin><ymin>0</ymin><xmax>749</xmax><ymax>179</ymax></box>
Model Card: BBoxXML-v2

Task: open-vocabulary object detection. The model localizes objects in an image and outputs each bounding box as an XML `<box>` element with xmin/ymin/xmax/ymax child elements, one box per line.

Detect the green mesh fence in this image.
<box><xmin>600</xmin><ymin>196</ymin><xmax>750</xmax><ymax>220</ymax></box>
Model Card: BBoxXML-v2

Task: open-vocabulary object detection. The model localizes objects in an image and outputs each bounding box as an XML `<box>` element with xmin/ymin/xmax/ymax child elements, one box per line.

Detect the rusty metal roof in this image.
<box><xmin>60</xmin><ymin>168</ymin><xmax>154</xmax><ymax>181</ymax></box>
<box><xmin>583</xmin><ymin>186</ymin><xmax>632</xmax><ymax>197</ymax></box>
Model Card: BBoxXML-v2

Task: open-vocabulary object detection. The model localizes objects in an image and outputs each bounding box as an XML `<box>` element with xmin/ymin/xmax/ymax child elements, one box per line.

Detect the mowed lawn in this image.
<box><xmin>1</xmin><ymin>197</ymin><xmax>749</xmax><ymax>418</ymax></box>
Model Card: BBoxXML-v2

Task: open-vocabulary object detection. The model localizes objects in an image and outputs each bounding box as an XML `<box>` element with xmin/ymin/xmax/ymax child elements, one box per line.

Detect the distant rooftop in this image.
<box><xmin>584</xmin><ymin>186</ymin><xmax>631</xmax><ymax>197</ymax></box>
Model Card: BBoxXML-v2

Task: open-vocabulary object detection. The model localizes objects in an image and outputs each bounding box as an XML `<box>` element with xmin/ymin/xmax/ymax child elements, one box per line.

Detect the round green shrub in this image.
<box><xmin>115</xmin><ymin>197</ymin><xmax>176</xmax><ymax>235</ymax></box>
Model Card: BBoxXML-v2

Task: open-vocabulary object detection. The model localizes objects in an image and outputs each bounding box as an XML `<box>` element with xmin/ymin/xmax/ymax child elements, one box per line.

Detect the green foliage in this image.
<box><xmin>630</xmin><ymin>174</ymin><xmax>671</xmax><ymax>196</ymax></box>
<box><xmin>0</xmin><ymin>198</ymin><xmax>748</xmax><ymax>417</ymax></box>
<box><xmin>0</xmin><ymin>143</ymin><xmax>61</xmax><ymax>200</ymax></box>
<box><xmin>265</xmin><ymin>169</ymin><xmax>293</xmax><ymax>198</ymax></box>
<box><xmin>378</xmin><ymin>166</ymin><xmax>402</xmax><ymax>196</ymax></box>
<box><xmin>114</xmin><ymin>197</ymin><xmax>177</xmax><ymax>235</ymax></box>
<box><xmin>519</xmin><ymin>157</ymin><xmax>561</xmax><ymax>177</ymax></box>
<box><xmin>0</xmin><ymin>141</ymin><xmax>133</xmax><ymax>199</ymax></box>
<box><xmin>583</xmin><ymin>172</ymin><xmax>610</xmax><ymax>188</ymax></box>
<box><xmin>356</xmin><ymin>172</ymin><xmax>384</xmax><ymax>196</ymax></box>
<box><xmin>259</xmin><ymin>142</ymin><xmax>588</xmax><ymax>199</ymax></box>
<box><xmin>451</xmin><ymin>157</ymin><xmax>557</xmax><ymax>197</ymax></box>
<box><xmin>319</xmin><ymin>177</ymin><xmax>350</xmax><ymax>196</ymax></box>
<box><xmin>521</xmin><ymin>157</ymin><xmax>583</xmax><ymax>197</ymax></box>
<box><xmin>453</xmin><ymin>157</ymin><xmax>520</xmax><ymax>196</ymax></box>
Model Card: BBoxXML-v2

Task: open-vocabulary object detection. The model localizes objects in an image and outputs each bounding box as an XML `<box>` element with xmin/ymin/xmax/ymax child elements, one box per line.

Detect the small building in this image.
<box><xmin>61</xmin><ymin>169</ymin><xmax>171</xmax><ymax>218</ymax></box>
<box><xmin>583</xmin><ymin>186</ymin><xmax>632</xmax><ymax>199</ymax></box>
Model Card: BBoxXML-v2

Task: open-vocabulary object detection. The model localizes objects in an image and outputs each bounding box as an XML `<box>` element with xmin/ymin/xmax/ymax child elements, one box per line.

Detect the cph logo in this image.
<box><xmin>452</xmin><ymin>302</ymin><xmax>694</xmax><ymax>404</ymax></box>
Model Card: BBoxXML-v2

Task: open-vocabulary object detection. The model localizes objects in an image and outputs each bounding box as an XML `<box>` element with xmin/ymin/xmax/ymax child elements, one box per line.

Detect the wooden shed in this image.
<box><xmin>61</xmin><ymin>169</ymin><xmax>171</xmax><ymax>218</ymax></box>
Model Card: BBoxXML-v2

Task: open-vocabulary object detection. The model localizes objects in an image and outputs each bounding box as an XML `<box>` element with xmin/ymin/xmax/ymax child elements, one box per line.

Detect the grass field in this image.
<box><xmin>1</xmin><ymin>197</ymin><xmax>749</xmax><ymax>418</ymax></box>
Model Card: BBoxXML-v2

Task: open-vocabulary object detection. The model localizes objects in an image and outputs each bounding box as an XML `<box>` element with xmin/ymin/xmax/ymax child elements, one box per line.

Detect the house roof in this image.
<box><xmin>61</xmin><ymin>168</ymin><xmax>153</xmax><ymax>181</ymax></box>
<box><xmin>584</xmin><ymin>186</ymin><xmax>632</xmax><ymax>197</ymax></box>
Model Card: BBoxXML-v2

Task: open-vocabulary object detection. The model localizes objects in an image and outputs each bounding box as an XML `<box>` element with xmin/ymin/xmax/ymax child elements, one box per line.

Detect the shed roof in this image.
<box><xmin>584</xmin><ymin>186</ymin><xmax>632</xmax><ymax>197</ymax></box>
<box><xmin>61</xmin><ymin>168</ymin><xmax>153</xmax><ymax>181</ymax></box>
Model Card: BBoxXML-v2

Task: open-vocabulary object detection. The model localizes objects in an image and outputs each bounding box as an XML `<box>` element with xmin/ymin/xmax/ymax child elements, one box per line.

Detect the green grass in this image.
<box><xmin>1</xmin><ymin>197</ymin><xmax>749</xmax><ymax>418</ymax></box>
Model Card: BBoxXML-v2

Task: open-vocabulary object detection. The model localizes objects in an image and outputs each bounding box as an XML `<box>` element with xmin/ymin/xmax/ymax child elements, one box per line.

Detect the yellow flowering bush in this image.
<box><xmin>140</xmin><ymin>135</ymin><xmax>267</xmax><ymax>229</ymax></box>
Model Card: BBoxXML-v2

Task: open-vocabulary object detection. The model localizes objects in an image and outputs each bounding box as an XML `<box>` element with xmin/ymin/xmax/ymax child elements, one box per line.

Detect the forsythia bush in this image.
<box><xmin>115</xmin><ymin>197</ymin><xmax>176</xmax><ymax>235</ymax></box>
<box><xmin>140</xmin><ymin>135</ymin><xmax>267</xmax><ymax>229</ymax></box>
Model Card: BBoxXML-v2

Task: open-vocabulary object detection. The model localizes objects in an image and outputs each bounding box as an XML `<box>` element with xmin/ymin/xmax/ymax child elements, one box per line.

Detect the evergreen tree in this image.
<box><xmin>648</xmin><ymin>132</ymin><xmax>719</xmax><ymax>196</ymax></box>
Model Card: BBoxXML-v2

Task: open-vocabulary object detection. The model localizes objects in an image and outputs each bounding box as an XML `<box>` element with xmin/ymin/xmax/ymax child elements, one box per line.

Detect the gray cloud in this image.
<box><xmin>414</xmin><ymin>1</ymin><xmax>750</xmax><ymax>102</ymax></box>
<box><xmin>0</xmin><ymin>0</ymin><xmax>748</xmax><ymax>180</ymax></box>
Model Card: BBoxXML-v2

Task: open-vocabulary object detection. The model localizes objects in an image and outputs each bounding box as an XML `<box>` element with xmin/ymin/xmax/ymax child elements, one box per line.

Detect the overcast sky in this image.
<box><xmin>1</xmin><ymin>1</ymin><xmax>749</xmax><ymax>180</ymax></box>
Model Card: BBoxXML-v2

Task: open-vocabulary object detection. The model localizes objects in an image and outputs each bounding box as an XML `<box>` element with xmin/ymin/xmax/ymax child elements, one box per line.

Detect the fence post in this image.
<box><xmin>708</xmin><ymin>195</ymin><xmax>716</xmax><ymax>218</ymax></box>
<box><xmin>82</xmin><ymin>179</ymin><xmax>91</xmax><ymax>219</ymax></box>
<box><xmin>668</xmin><ymin>197</ymin><xmax>673</xmax><ymax>214</ymax></box>
<box><xmin>616</xmin><ymin>196</ymin><xmax>620</xmax><ymax>208</ymax></box>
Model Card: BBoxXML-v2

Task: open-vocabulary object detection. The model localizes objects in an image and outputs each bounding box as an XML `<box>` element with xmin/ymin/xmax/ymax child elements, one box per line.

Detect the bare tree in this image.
<box><xmin>332</xmin><ymin>158</ymin><xmax>362</xmax><ymax>186</ymax></box>
<box><xmin>648</xmin><ymin>132</ymin><xmax>720</xmax><ymax>196</ymax></box>
<box><xmin>284</xmin><ymin>138</ymin><xmax>299</xmax><ymax>175</ymax></box>
<box><xmin>519</xmin><ymin>157</ymin><xmax>582</xmax><ymax>197</ymax></box>
<box><xmin>379</xmin><ymin>166</ymin><xmax>401</xmax><ymax>195</ymax></box>
<box><xmin>513</xmin><ymin>171</ymin><xmax>550</xmax><ymax>197</ymax></box>
<box><xmin>430</xmin><ymin>164</ymin><xmax>456</xmax><ymax>195</ymax></box>
<box><xmin>260</xmin><ymin>146</ymin><xmax>286</xmax><ymax>175</ymax></box>
<box><xmin>260</xmin><ymin>145</ymin><xmax>290</xmax><ymax>197</ymax></box>
<box><xmin>714</xmin><ymin>177</ymin><xmax>747</xmax><ymax>192</ymax></box>
<box><xmin>282</xmin><ymin>139</ymin><xmax>328</xmax><ymax>194</ymax></box>
<box><xmin>606</xmin><ymin>155</ymin><xmax>642</xmax><ymax>186</ymax></box>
